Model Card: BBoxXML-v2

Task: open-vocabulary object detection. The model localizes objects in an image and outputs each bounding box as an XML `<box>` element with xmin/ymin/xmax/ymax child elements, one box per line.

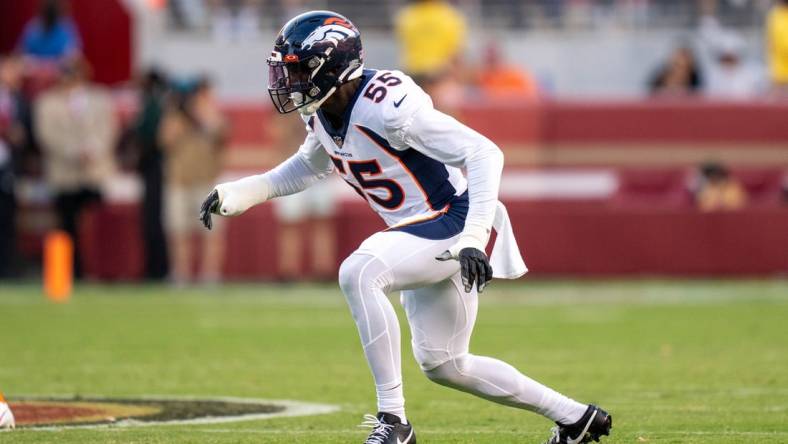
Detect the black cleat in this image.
<box><xmin>544</xmin><ymin>405</ymin><xmax>612</xmax><ymax>444</ymax></box>
<box><xmin>360</xmin><ymin>412</ymin><xmax>416</xmax><ymax>444</ymax></box>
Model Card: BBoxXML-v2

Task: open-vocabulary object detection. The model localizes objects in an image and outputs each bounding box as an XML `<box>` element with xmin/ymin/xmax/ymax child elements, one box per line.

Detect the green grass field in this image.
<box><xmin>1</xmin><ymin>279</ymin><xmax>787</xmax><ymax>443</ymax></box>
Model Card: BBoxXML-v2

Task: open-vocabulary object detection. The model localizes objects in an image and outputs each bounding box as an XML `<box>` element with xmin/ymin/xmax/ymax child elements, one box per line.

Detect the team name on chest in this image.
<box><xmin>333</xmin><ymin>150</ymin><xmax>353</xmax><ymax>158</ymax></box>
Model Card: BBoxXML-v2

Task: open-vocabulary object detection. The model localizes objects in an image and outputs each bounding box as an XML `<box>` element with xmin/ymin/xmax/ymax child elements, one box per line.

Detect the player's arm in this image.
<box><xmin>199</xmin><ymin>130</ymin><xmax>332</xmax><ymax>230</ymax></box>
<box><xmin>386</xmin><ymin>101</ymin><xmax>503</xmax><ymax>292</ymax></box>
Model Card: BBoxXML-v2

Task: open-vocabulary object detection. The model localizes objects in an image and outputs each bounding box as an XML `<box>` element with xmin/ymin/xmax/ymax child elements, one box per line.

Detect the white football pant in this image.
<box><xmin>338</xmin><ymin>230</ymin><xmax>588</xmax><ymax>424</ymax></box>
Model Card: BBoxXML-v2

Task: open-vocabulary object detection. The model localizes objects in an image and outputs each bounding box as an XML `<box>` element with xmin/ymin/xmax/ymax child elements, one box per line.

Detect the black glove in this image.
<box><xmin>199</xmin><ymin>189</ymin><xmax>220</xmax><ymax>230</ymax></box>
<box><xmin>436</xmin><ymin>247</ymin><xmax>493</xmax><ymax>293</ymax></box>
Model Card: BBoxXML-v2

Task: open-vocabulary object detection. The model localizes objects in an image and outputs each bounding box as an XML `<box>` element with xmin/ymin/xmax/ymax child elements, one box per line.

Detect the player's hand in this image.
<box><xmin>436</xmin><ymin>247</ymin><xmax>493</xmax><ymax>293</ymax></box>
<box><xmin>199</xmin><ymin>177</ymin><xmax>271</xmax><ymax>230</ymax></box>
<box><xmin>199</xmin><ymin>189</ymin><xmax>221</xmax><ymax>230</ymax></box>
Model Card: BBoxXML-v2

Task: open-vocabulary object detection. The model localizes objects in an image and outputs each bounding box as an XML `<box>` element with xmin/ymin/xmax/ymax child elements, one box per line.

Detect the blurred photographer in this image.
<box><xmin>35</xmin><ymin>57</ymin><xmax>117</xmax><ymax>278</ymax></box>
<box><xmin>0</xmin><ymin>55</ymin><xmax>28</xmax><ymax>277</ymax></box>
<box><xmin>132</xmin><ymin>68</ymin><xmax>170</xmax><ymax>280</ymax></box>
<box><xmin>159</xmin><ymin>78</ymin><xmax>227</xmax><ymax>285</ymax></box>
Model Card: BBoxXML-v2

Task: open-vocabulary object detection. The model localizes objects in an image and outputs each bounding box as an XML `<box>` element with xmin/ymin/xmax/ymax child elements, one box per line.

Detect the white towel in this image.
<box><xmin>490</xmin><ymin>201</ymin><xmax>528</xmax><ymax>279</ymax></box>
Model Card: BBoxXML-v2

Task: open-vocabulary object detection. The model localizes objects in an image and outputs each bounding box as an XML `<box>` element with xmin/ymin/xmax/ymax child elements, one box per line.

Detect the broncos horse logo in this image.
<box><xmin>301</xmin><ymin>23</ymin><xmax>357</xmax><ymax>51</ymax></box>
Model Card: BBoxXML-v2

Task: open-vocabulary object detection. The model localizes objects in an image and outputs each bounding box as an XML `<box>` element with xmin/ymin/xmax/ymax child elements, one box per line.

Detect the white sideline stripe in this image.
<box><xmin>499</xmin><ymin>170</ymin><xmax>618</xmax><ymax>199</ymax></box>
<box><xmin>10</xmin><ymin>395</ymin><xmax>339</xmax><ymax>430</ymax></box>
<box><xmin>218</xmin><ymin>170</ymin><xmax>620</xmax><ymax>202</ymax></box>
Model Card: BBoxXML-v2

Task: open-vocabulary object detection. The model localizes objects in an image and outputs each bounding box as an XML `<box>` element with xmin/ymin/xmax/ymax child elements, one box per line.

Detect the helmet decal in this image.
<box><xmin>301</xmin><ymin>24</ymin><xmax>356</xmax><ymax>51</ymax></box>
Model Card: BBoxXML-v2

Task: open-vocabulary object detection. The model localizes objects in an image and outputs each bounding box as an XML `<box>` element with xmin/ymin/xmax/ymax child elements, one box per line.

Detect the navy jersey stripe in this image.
<box><xmin>355</xmin><ymin>125</ymin><xmax>456</xmax><ymax>211</ymax></box>
<box><xmin>389</xmin><ymin>191</ymin><xmax>468</xmax><ymax>240</ymax></box>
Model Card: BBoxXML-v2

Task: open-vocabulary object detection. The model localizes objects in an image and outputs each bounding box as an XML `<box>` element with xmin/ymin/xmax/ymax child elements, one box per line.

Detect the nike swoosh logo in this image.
<box><xmin>393</xmin><ymin>94</ymin><xmax>408</xmax><ymax>108</ymax></box>
<box><xmin>567</xmin><ymin>410</ymin><xmax>597</xmax><ymax>444</ymax></box>
<box><xmin>397</xmin><ymin>428</ymin><xmax>414</xmax><ymax>444</ymax></box>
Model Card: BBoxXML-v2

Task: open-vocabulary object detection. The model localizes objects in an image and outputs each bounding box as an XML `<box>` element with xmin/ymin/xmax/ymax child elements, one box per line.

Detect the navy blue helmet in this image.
<box><xmin>267</xmin><ymin>11</ymin><xmax>364</xmax><ymax>115</ymax></box>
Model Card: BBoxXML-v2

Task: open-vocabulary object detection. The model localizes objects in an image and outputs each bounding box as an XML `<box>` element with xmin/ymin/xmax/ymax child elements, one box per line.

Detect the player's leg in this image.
<box><xmin>402</xmin><ymin>274</ymin><xmax>590</xmax><ymax>425</ymax></box>
<box><xmin>338</xmin><ymin>252</ymin><xmax>405</xmax><ymax>420</ymax></box>
<box><xmin>337</xmin><ymin>231</ymin><xmax>460</xmax><ymax>422</ymax></box>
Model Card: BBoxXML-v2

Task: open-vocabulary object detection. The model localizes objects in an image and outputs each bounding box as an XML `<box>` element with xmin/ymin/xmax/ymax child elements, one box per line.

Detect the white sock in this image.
<box><xmin>377</xmin><ymin>381</ymin><xmax>407</xmax><ymax>423</ymax></box>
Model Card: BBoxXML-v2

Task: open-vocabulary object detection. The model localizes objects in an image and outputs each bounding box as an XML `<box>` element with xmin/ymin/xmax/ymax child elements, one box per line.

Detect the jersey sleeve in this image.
<box><xmin>265</xmin><ymin>120</ymin><xmax>334</xmax><ymax>198</ymax></box>
<box><xmin>383</xmin><ymin>81</ymin><xmax>504</xmax><ymax>248</ymax></box>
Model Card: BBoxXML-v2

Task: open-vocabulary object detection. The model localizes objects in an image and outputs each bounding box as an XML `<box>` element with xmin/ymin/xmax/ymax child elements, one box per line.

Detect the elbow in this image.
<box><xmin>487</xmin><ymin>141</ymin><xmax>505</xmax><ymax>170</ymax></box>
<box><xmin>464</xmin><ymin>140</ymin><xmax>504</xmax><ymax>171</ymax></box>
<box><xmin>491</xmin><ymin>143</ymin><xmax>504</xmax><ymax>163</ymax></box>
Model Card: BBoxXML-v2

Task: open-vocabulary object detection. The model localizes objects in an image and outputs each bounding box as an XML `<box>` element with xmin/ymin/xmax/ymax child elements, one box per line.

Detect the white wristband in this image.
<box><xmin>214</xmin><ymin>174</ymin><xmax>272</xmax><ymax>216</ymax></box>
<box><xmin>446</xmin><ymin>223</ymin><xmax>491</xmax><ymax>259</ymax></box>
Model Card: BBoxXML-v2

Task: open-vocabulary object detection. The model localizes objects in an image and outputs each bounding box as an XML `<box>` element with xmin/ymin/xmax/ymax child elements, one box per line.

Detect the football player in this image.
<box><xmin>200</xmin><ymin>11</ymin><xmax>612</xmax><ymax>444</ymax></box>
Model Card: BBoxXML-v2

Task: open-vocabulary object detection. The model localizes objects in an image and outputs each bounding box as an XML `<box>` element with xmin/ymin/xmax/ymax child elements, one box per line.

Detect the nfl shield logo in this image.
<box><xmin>333</xmin><ymin>136</ymin><xmax>344</xmax><ymax>147</ymax></box>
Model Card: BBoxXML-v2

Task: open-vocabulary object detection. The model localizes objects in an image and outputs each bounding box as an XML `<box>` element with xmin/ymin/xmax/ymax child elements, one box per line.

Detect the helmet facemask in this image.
<box><xmin>267</xmin><ymin>54</ymin><xmax>329</xmax><ymax>114</ymax></box>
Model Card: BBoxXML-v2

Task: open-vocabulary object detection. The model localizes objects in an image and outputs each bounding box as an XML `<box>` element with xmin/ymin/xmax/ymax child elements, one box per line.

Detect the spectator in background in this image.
<box><xmin>270</xmin><ymin>114</ymin><xmax>337</xmax><ymax>281</ymax></box>
<box><xmin>649</xmin><ymin>46</ymin><xmax>703</xmax><ymax>97</ymax></box>
<box><xmin>767</xmin><ymin>0</ymin><xmax>788</xmax><ymax>95</ymax></box>
<box><xmin>695</xmin><ymin>162</ymin><xmax>747</xmax><ymax>212</ymax></box>
<box><xmin>159</xmin><ymin>78</ymin><xmax>227</xmax><ymax>286</ymax></box>
<box><xmin>395</xmin><ymin>0</ymin><xmax>466</xmax><ymax>82</ymax></box>
<box><xmin>0</xmin><ymin>55</ymin><xmax>28</xmax><ymax>278</ymax></box>
<box><xmin>476</xmin><ymin>42</ymin><xmax>539</xmax><ymax>100</ymax></box>
<box><xmin>209</xmin><ymin>0</ymin><xmax>261</xmax><ymax>43</ymax></box>
<box><xmin>35</xmin><ymin>58</ymin><xmax>117</xmax><ymax>278</ymax></box>
<box><xmin>704</xmin><ymin>35</ymin><xmax>764</xmax><ymax>99</ymax></box>
<box><xmin>395</xmin><ymin>0</ymin><xmax>468</xmax><ymax>112</ymax></box>
<box><xmin>18</xmin><ymin>0</ymin><xmax>81</xmax><ymax>63</ymax></box>
<box><xmin>132</xmin><ymin>69</ymin><xmax>170</xmax><ymax>281</ymax></box>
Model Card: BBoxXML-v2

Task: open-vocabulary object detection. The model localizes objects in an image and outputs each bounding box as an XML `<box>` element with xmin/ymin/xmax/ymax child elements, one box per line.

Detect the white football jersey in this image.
<box><xmin>300</xmin><ymin>69</ymin><xmax>468</xmax><ymax>227</ymax></box>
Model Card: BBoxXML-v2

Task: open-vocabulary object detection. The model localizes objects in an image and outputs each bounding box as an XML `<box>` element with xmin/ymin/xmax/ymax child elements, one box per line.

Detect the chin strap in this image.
<box><xmin>299</xmin><ymin>63</ymin><xmax>364</xmax><ymax>116</ymax></box>
<box><xmin>299</xmin><ymin>85</ymin><xmax>336</xmax><ymax>115</ymax></box>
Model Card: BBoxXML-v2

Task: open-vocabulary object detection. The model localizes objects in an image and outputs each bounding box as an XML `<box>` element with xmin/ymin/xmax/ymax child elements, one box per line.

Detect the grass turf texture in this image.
<box><xmin>0</xmin><ymin>280</ymin><xmax>786</xmax><ymax>443</ymax></box>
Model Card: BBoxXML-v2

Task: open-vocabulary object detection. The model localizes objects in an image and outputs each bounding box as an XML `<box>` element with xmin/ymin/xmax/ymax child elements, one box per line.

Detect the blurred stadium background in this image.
<box><xmin>1</xmin><ymin>0</ymin><xmax>787</xmax><ymax>282</ymax></box>
<box><xmin>0</xmin><ymin>0</ymin><xmax>787</xmax><ymax>441</ymax></box>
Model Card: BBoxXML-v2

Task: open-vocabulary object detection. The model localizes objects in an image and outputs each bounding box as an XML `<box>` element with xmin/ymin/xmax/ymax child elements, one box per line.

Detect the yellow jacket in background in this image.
<box><xmin>767</xmin><ymin>5</ymin><xmax>788</xmax><ymax>84</ymax></box>
<box><xmin>395</xmin><ymin>0</ymin><xmax>466</xmax><ymax>76</ymax></box>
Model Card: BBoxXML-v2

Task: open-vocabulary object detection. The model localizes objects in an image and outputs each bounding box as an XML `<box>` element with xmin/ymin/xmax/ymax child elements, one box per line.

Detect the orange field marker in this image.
<box><xmin>43</xmin><ymin>230</ymin><xmax>73</xmax><ymax>302</ymax></box>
